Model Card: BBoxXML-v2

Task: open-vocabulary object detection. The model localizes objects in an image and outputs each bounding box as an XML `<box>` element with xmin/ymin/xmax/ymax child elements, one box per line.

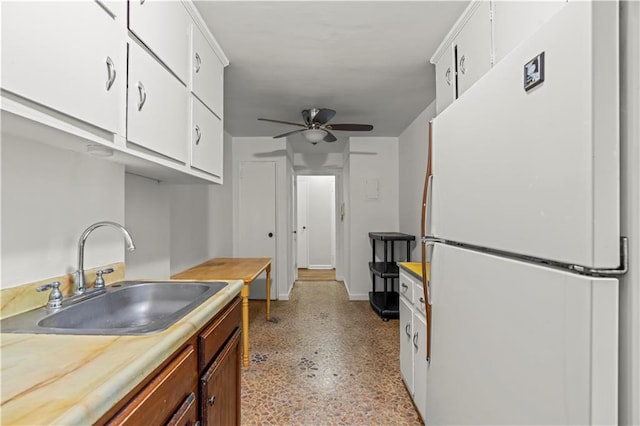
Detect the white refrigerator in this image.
<box><xmin>421</xmin><ymin>2</ymin><xmax>626</xmax><ymax>424</ymax></box>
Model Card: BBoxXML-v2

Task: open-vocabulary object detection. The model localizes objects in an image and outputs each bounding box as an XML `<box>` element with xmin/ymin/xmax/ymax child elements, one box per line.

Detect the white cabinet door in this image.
<box><xmin>399</xmin><ymin>295</ymin><xmax>414</xmax><ymax>394</ymax></box>
<box><xmin>191</xmin><ymin>96</ymin><xmax>223</xmax><ymax>178</ymax></box>
<box><xmin>434</xmin><ymin>43</ymin><xmax>456</xmax><ymax>114</ymax></box>
<box><xmin>128</xmin><ymin>0</ymin><xmax>190</xmax><ymax>83</ymax></box>
<box><xmin>127</xmin><ymin>42</ymin><xmax>188</xmax><ymax>163</ymax></box>
<box><xmin>492</xmin><ymin>1</ymin><xmax>567</xmax><ymax>63</ymax></box>
<box><xmin>191</xmin><ymin>25</ymin><xmax>224</xmax><ymax>118</ymax></box>
<box><xmin>413</xmin><ymin>312</ymin><xmax>428</xmax><ymax>421</ymax></box>
<box><xmin>1</xmin><ymin>1</ymin><xmax>123</xmax><ymax>133</ymax></box>
<box><xmin>454</xmin><ymin>1</ymin><xmax>492</xmax><ymax>96</ymax></box>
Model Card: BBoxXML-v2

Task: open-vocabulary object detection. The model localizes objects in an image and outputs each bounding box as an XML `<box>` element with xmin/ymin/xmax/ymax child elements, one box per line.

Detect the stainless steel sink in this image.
<box><xmin>0</xmin><ymin>281</ymin><xmax>228</xmax><ymax>335</ymax></box>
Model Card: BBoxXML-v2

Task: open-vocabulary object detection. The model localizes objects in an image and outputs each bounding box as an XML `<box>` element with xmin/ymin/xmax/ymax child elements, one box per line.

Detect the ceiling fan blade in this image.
<box><xmin>314</xmin><ymin>108</ymin><xmax>336</xmax><ymax>125</ymax></box>
<box><xmin>323</xmin><ymin>131</ymin><xmax>338</xmax><ymax>143</ymax></box>
<box><xmin>325</xmin><ymin>123</ymin><xmax>373</xmax><ymax>131</ymax></box>
<box><xmin>273</xmin><ymin>128</ymin><xmax>305</xmax><ymax>139</ymax></box>
<box><xmin>258</xmin><ymin>118</ymin><xmax>306</xmax><ymax>128</ymax></box>
<box><xmin>301</xmin><ymin>109</ymin><xmax>312</xmax><ymax>126</ymax></box>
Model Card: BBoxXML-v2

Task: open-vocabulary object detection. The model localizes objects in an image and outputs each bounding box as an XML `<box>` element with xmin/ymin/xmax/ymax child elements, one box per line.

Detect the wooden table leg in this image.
<box><xmin>241</xmin><ymin>283</ymin><xmax>250</xmax><ymax>367</ymax></box>
<box><xmin>265</xmin><ymin>264</ymin><xmax>271</xmax><ymax>321</ymax></box>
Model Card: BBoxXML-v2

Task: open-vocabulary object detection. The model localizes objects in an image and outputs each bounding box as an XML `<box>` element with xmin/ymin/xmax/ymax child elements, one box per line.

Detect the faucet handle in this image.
<box><xmin>94</xmin><ymin>268</ymin><xmax>114</xmax><ymax>289</ymax></box>
<box><xmin>36</xmin><ymin>281</ymin><xmax>63</xmax><ymax>310</ymax></box>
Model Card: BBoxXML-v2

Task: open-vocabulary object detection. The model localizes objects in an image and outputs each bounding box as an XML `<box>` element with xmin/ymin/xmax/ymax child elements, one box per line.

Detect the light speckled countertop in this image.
<box><xmin>0</xmin><ymin>280</ymin><xmax>243</xmax><ymax>425</ymax></box>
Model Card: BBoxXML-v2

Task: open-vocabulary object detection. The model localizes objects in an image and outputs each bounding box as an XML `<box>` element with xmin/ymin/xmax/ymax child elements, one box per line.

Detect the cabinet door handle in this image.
<box><xmin>105</xmin><ymin>56</ymin><xmax>116</xmax><ymax>91</ymax></box>
<box><xmin>140</xmin><ymin>0</ymin><xmax>146</xmax><ymax>4</ymax></box>
<box><xmin>413</xmin><ymin>332</ymin><xmax>419</xmax><ymax>349</ymax></box>
<box><xmin>136</xmin><ymin>82</ymin><xmax>146</xmax><ymax>111</ymax></box>
<box><xmin>405</xmin><ymin>322</ymin><xmax>411</xmax><ymax>338</ymax></box>
<box><xmin>419</xmin><ymin>297</ymin><xmax>425</xmax><ymax>305</ymax></box>
<box><xmin>194</xmin><ymin>52</ymin><xmax>202</xmax><ymax>73</ymax></box>
<box><xmin>194</xmin><ymin>124</ymin><xmax>202</xmax><ymax>145</ymax></box>
<box><xmin>445</xmin><ymin>67</ymin><xmax>451</xmax><ymax>85</ymax></box>
<box><xmin>459</xmin><ymin>55</ymin><xmax>466</xmax><ymax>75</ymax></box>
<box><xmin>208</xmin><ymin>395</ymin><xmax>216</xmax><ymax>406</ymax></box>
<box><xmin>401</xmin><ymin>282</ymin><xmax>408</xmax><ymax>291</ymax></box>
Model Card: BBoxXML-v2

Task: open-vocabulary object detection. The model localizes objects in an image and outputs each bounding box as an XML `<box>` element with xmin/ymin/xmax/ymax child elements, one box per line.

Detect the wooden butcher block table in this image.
<box><xmin>172</xmin><ymin>257</ymin><xmax>272</xmax><ymax>367</ymax></box>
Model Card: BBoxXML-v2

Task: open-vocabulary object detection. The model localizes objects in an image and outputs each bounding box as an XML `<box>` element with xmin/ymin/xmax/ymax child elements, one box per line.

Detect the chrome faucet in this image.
<box><xmin>75</xmin><ymin>221</ymin><xmax>135</xmax><ymax>295</ymax></box>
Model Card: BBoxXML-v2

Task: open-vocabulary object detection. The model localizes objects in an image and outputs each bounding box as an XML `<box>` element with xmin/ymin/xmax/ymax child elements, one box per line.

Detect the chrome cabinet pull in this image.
<box><xmin>136</xmin><ymin>82</ymin><xmax>146</xmax><ymax>111</ymax></box>
<box><xmin>445</xmin><ymin>67</ymin><xmax>451</xmax><ymax>85</ymax></box>
<box><xmin>105</xmin><ymin>56</ymin><xmax>116</xmax><ymax>91</ymax></box>
<box><xmin>401</xmin><ymin>282</ymin><xmax>408</xmax><ymax>291</ymax></box>
<box><xmin>194</xmin><ymin>125</ymin><xmax>202</xmax><ymax>145</ymax></box>
<box><xmin>194</xmin><ymin>52</ymin><xmax>202</xmax><ymax>73</ymax></box>
<box><xmin>140</xmin><ymin>0</ymin><xmax>145</xmax><ymax>4</ymax></box>
<box><xmin>413</xmin><ymin>332</ymin><xmax>419</xmax><ymax>349</ymax></box>
<box><xmin>208</xmin><ymin>395</ymin><xmax>216</xmax><ymax>406</ymax></box>
<box><xmin>459</xmin><ymin>55</ymin><xmax>466</xmax><ymax>74</ymax></box>
<box><xmin>405</xmin><ymin>323</ymin><xmax>411</xmax><ymax>337</ymax></box>
<box><xmin>419</xmin><ymin>297</ymin><xmax>425</xmax><ymax>305</ymax></box>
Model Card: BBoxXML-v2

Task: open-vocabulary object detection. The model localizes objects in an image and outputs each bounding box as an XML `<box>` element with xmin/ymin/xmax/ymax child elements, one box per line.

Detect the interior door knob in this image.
<box><xmin>302</xmin><ymin>226</ymin><xmax>306</xmax><ymax>230</ymax></box>
<box><xmin>268</xmin><ymin>232</ymin><xmax>274</xmax><ymax>238</ymax></box>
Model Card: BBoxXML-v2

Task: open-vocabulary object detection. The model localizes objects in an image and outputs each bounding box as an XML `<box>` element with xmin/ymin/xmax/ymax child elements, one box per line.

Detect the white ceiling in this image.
<box><xmin>194</xmin><ymin>1</ymin><xmax>468</xmax><ymax>153</ymax></box>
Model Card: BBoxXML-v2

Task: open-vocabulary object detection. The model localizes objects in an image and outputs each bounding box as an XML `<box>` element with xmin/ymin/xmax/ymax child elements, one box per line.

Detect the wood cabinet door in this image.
<box><xmin>191</xmin><ymin>25</ymin><xmax>224</xmax><ymax>118</ymax></box>
<box><xmin>128</xmin><ymin>0</ymin><xmax>190</xmax><ymax>83</ymax></box>
<box><xmin>200</xmin><ymin>329</ymin><xmax>241</xmax><ymax>426</ymax></box>
<box><xmin>191</xmin><ymin>96</ymin><xmax>223</xmax><ymax>179</ymax></box>
<box><xmin>454</xmin><ymin>0</ymin><xmax>492</xmax><ymax>96</ymax></box>
<box><xmin>1</xmin><ymin>1</ymin><xmax>123</xmax><ymax>133</ymax></box>
<box><xmin>127</xmin><ymin>41</ymin><xmax>188</xmax><ymax>163</ymax></box>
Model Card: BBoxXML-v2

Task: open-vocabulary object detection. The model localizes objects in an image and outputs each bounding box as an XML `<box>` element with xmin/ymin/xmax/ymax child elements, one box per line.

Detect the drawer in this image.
<box><xmin>107</xmin><ymin>345</ymin><xmax>197</xmax><ymax>426</ymax></box>
<box><xmin>399</xmin><ymin>271</ymin><xmax>413</xmax><ymax>302</ymax></box>
<box><xmin>199</xmin><ymin>296</ymin><xmax>242</xmax><ymax>373</ymax></box>
<box><xmin>414</xmin><ymin>282</ymin><xmax>427</xmax><ymax>316</ymax></box>
<box><xmin>166</xmin><ymin>392</ymin><xmax>197</xmax><ymax>426</ymax></box>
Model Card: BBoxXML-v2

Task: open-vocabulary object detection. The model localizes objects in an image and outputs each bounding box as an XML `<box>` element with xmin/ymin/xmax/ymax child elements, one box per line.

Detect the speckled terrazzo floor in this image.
<box><xmin>242</xmin><ymin>280</ymin><xmax>423</xmax><ymax>426</ymax></box>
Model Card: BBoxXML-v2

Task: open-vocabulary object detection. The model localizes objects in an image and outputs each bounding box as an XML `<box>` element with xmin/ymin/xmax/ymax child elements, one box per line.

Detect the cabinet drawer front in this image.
<box><xmin>200</xmin><ymin>329</ymin><xmax>242</xmax><ymax>426</ymax></box>
<box><xmin>1</xmin><ymin>1</ymin><xmax>122</xmax><ymax>133</ymax></box>
<box><xmin>191</xmin><ymin>25</ymin><xmax>224</xmax><ymax>117</ymax></box>
<box><xmin>127</xmin><ymin>41</ymin><xmax>188</xmax><ymax>163</ymax></box>
<box><xmin>128</xmin><ymin>0</ymin><xmax>190</xmax><ymax>83</ymax></box>
<box><xmin>108</xmin><ymin>345</ymin><xmax>197</xmax><ymax>426</ymax></box>
<box><xmin>166</xmin><ymin>392</ymin><xmax>197</xmax><ymax>426</ymax></box>
<box><xmin>191</xmin><ymin>97</ymin><xmax>223</xmax><ymax>178</ymax></box>
<box><xmin>399</xmin><ymin>271</ymin><xmax>413</xmax><ymax>302</ymax></box>
<box><xmin>199</xmin><ymin>296</ymin><xmax>242</xmax><ymax>373</ymax></box>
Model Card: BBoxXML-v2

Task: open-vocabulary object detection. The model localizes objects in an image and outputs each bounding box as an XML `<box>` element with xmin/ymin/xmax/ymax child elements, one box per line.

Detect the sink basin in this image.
<box><xmin>0</xmin><ymin>281</ymin><xmax>228</xmax><ymax>335</ymax></box>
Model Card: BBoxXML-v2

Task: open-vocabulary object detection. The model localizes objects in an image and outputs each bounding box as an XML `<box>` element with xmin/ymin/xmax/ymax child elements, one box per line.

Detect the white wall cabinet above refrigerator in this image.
<box><xmin>431</xmin><ymin>0</ymin><xmax>567</xmax><ymax>115</ymax></box>
<box><xmin>1</xmin><ymin>1</ymin><xmax>125</xmax><ymax>134</ymax></box>
<box><xmin>191</xmin><ymin>24</ymin><xmax>224</xmax><ymax>119</ymax></box>
<box><xmin>190</xmin><ymin>96</ymin><xmax>223</xmax><ymax>178</ymax></box>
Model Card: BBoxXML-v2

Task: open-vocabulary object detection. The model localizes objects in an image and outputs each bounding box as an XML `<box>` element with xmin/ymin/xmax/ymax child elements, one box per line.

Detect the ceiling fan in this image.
<box><xmin>258</xmin><ymin>108</ymin><xmax>373</xmax><ymax>144</ymax></box>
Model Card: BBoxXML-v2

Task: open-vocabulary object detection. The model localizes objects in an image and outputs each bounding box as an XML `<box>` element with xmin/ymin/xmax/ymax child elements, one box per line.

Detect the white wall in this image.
<box><xmin>347</xmin><ymin>137</ymin><xmax>399</xmax><ymax>300</ymax></box>
<box><xmin>398</xmin><ymin>101</ymin><xmax>436</xmax><ymax>260</ymax></box>
<box><xmin>232</xmin><ymin>137</ymin><xmax>290</xmax><ymax>300</ymax></box>
<box><xmin>1</xmin><ymin>136</ymin><xmax>125</xmax><ymax>288</ymax></box>
<box><xmin>124</xmin><ymin>174</ymin><xmax>170</xmax><ymax>279</ymax></box>
<box><xmin>124</xmin><ymin>131</ymin><xmax>235</xmax><ymax>279</ymax></box>
<box><xmin>293</xmin><ymin>152</ymin><xmax>344</xmax><ymax>172</ymax></box>
<box><xmin>619</xmin><ymin>2</ymin><xmax>640</xmax><ymax>424</ymax></box>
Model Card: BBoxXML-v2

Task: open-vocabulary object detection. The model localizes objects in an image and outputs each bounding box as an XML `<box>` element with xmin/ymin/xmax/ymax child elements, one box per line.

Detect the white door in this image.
<box><xmin>238</xmin><ymin>161</ymin><xmax>276</xmax><ymax>300</ymax></box>
<box><xmin>296</xmin><ymin>179</ymin><xmax>309</xmax><ymax>269</ymax></box>
<box><xmin>426</xmin><ymin>244</ymin><xmax>618</xmax><ymax>425</ymax></box>
<box><xmin>307</xmin><ymin>176</ymin><xmax>335</xmax><ymax>268</ymax></box>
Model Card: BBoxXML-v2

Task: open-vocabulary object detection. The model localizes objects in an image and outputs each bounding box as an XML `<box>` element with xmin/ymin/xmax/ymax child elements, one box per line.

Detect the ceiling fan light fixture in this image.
<box><xmin>302</xmin><ymin>128</ymin><xmax>326</xmax><ymax>143</ymax></box>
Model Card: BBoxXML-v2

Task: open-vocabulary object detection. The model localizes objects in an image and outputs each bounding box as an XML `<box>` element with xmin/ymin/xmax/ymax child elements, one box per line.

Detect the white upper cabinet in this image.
<box><xmin>492</xmin><ymin>1</ymin><xmax>566</xmax><ymax>63</ymax></box>
<box><xmin>127</xmin><ymin>41</ymin><xmax>188</xmax><ymax>163</ymax></box>
<box><xmin>454</xmin><ymin>1</ymin><xmax>492</xmax><ymax>95</ymax></box>
<box><xmin>1</xmin><ymin>1</ymin><xmax>124</xmax><ymax>133</ymax></box>
<box><xmin>191</xmin><ymin>25</ymin><xmax>224</xmax><ymax>118</ymax></box>
<box><xmin>434</xmin><ymin>44</ymin><xmax>456</xmax><ymax>115</ymax></box>
<box><xmin>191</xmin><ymin>96</ymin><xmax>223</xmax><ymax>179</ymax></box>
<box><xmin>128</xmin><ymin>0</ymin><xmax>191</xmax><ymax>84</ymax></box>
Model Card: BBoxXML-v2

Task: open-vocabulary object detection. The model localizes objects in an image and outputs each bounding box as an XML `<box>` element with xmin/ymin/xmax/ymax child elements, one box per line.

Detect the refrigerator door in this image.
<box><xmin>425</xmin><ymin>244</ymin><xmax>618</xmax><ymax>425</ymax></box>
<box><xmin>430</xmin><ymin>1</ymin><xmax>620</xmax><ymax>268</ymax></box>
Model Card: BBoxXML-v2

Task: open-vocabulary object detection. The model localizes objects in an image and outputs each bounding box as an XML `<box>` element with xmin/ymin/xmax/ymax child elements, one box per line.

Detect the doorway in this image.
<box><xmin>296</xmin><ymin>175</ymin><xmax>336</xmax><ymax>273</ymax></box>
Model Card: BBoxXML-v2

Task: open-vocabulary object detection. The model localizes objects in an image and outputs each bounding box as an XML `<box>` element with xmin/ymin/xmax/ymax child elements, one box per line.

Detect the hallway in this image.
<box><xmin>241</xmin><ymin>280</ymin><xmax>423</xmax><ymax>425</ymax></box>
